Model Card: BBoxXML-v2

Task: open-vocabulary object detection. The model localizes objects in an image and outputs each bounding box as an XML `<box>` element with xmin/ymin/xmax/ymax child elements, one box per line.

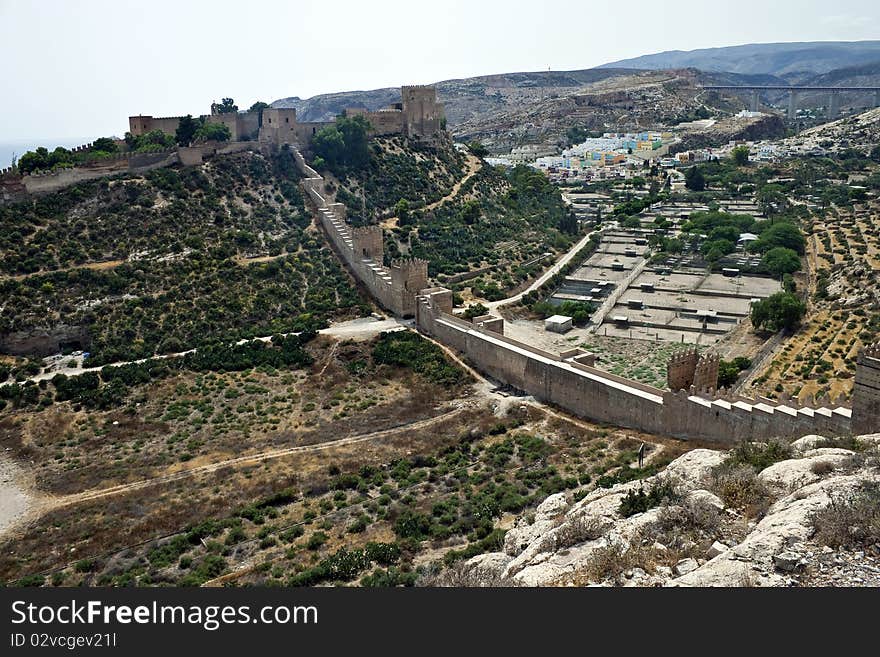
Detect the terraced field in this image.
<box><xmin>749</xmin><ymin>198</ymin><xmax>880</xmax><ymax>402</ymax></box>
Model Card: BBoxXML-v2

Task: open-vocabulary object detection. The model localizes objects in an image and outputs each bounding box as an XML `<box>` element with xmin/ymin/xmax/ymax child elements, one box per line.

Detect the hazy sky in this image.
<box><xmin>1</xmin><ymin>0</ymin><xmax>879</xmax><ymax>143</ymax></box>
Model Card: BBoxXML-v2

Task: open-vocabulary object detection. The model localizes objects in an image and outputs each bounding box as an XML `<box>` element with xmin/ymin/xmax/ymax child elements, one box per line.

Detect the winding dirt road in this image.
<box><xmin>43</xmin><ymin>407</ymin><xmax>468</xmax><ymax>512</ymax></box>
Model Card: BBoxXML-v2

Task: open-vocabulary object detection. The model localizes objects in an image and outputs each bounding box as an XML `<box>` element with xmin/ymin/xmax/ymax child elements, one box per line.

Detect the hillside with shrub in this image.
<box><xmin>313</xmin><ymin>134</ymin><xmax>581</xmax><ymax>301</ymax></box>
<box><xmin>0</xmin><ymin>147</ymin><xmax>368</xmax><ymax>364</ymax></box>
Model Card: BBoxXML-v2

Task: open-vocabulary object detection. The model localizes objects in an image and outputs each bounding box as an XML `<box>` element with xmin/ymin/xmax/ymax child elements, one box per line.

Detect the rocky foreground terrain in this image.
<box><xmin>457</xmin><ymin>434</ymin><xmax>880</xmax><ymax>587</ymax></box>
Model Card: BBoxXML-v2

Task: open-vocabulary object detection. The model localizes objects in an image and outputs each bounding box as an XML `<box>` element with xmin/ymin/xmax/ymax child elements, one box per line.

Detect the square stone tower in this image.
<box><xmin>401</xmin><ymin>86</ymin><xmax>444</xmax><ymax>139</ymax></box>
<box><xmin>853</xmin><ymin>343</ymin><xmax>880</xmax><ymax>436</ymax></box>
<box><xmin>667</xmin><ymin>349</ymin><xmax>699</xmax><ymax>391</ymax></box>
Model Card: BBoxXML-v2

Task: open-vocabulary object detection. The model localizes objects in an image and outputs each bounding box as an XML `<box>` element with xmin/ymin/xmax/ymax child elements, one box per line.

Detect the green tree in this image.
<box><xmin>335</xmin><ymin>114</ymin><xmax>371</xmax><ymax>169</ymax></box>
<box><xmin>752</xmin><ymin>221</ymin><xmax>805</xmax><ymax>255</ymax></box>
<box><xmin>462</xmin><ymin>303</ymin><xmax>489</xmax><ymax>319</ymax></box>
<box><xmin>731</xmin><ymin>145</ymin><xmax>750</xmax><ymax>166</ymax></box>
<box><xmin>394</xmin><ymin>198</ymin><xmax>410</xmax><ymax>225</ymax></box>
<box><xmin>129</xmin><ymin>130</ymin><xmax>175</xmax><ymax>152</ymax></box>
<box><xmin>685</xmin><ymin>166</ymin><xmax>705</xmax><ymax>191</ymax></box>
<box><xmin>559</xmin><ymin>210</ymin><xmax>579</xmax><ymax>235</ymax></box>
<box><xmin>312</xmin><ymin>125</ymin><xmax>346</xmax><ymax>169</ymax></box>
<box><xmin>17</xmin><ymin>147</ymin><xmax>51</xmax><ymax>174</ymax></box>
<box><xmin>211</xmin><ymin>98</ymin><xmax>238</xmax><ymax>114</ymax></box>
<box><xmin>566</xmin><ymin>126</ymin><xmax>589</xmax><ymax>145</ymax></box>
<box><xmin>757</xmin><ymin>185</ymin><xmax>789</xmax><ymax>217</ymax></box>
<box><xmin>751</xmin><ymin>292</ymin><xmax>806</xmax><ymax>332</ymax></box>
<box><xmin>175</xmin><ymin>115</ymin><xmax>201</xmax><ymax>146</ymax></box>
<box><xmin>248</xmin><ymin>101</ymin><xmax>270</xmax><ymax>126</ymax></box>
<box><xmin>312</xmin><ymin>115</ymin><xmax>371</xmax><ymax>173</ymax></box>
<box><xmin>194</xmin><ymin>122</ymin><xmax>231</xmax><ymax>143</ymax></box>
<box><xmin>702</xmin><ymin>238</ymin><xmax>734</xmax><ymax>262</ymax></box>
<box><xmin>718</xmin><ymin>357</ymin><xmax>751</xmax><ymax>387</ymax></box>
<box><xmin>761</xmin><ymin>247</ymin><xmax>801</xmax><ymax>278</ymax></box>
<box><xmin>91</xmin><ymin>137</ymin><xmax>118</xmax><ymax>154</ymax></box>
<box><xmin>467</xmin><ymin>141</ymin><xmax>488</xmax><ymax>158</ymax></box>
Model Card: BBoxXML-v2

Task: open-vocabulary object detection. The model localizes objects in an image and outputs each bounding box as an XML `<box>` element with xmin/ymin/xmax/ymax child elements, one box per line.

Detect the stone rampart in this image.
<box><xmin>290</xmin><ymin>146</ymin><xmax>426</xmax><ymax>317</ymax></box>
<box><xmin>415</xmin><ymin>288</ymin><xmax>861</xmax><ymax>444</ymax></box>
<box><xmin>2</xmin><ymin>142</ymin><xmax>260</xmax><ymax>201</ymax></box>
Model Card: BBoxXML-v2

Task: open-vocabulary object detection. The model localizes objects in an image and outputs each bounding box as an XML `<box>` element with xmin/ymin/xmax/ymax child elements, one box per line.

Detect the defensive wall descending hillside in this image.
<box><xmin>0</xmin><ymin>141</ymin><xmax>256</xmax><ymax>203</ymax></box>
<box><xmin>414</xmin><ymin>287</ymin><xmax>874</xmax><ymax>444</ymax></box>
<box><xmin>291</xmin><ymin>148</ymin><xmax>428</xmax><ymax>317</ymax></box>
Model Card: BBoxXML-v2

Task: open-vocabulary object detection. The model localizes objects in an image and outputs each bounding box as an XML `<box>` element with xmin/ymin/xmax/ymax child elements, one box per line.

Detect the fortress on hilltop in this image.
<box><xmin>129</xmin><ymin>86</ymin><xmax>445</xmax><ymax>148</ymax></box>
<box><xmin>1</xmin><ymin>86</ymin><xmax>444</xmax><ymax>204</ymax></box>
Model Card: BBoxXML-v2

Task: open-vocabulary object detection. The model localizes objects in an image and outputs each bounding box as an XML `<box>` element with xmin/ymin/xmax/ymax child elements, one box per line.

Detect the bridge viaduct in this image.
<box><xmin>701</xmin><ymin>85</ymin><xmax>880</xmax><ymax>120</ymax></box>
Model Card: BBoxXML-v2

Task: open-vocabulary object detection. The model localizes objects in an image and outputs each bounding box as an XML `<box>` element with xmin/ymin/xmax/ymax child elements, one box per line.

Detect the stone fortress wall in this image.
<box><xmin>129</xmin><ymin>86</ymin><xmax>444</xmax><ymax>147</ymax></box>
<box><xmin>290</xmin><ymin>148</ymin><xmax>428</xmax><ymax>317</ymax></box>
<box><xmin>413</xmin><ymin>288</ymin><xmax>872</xmax><ymax>444</ymax></box>
<box><xmin>853</xmin><ymin>343</ymin><xmax>880</xmax><ymax>435</ymax></box>
<box><xmin>1</xmin><ymin>86</ymin><xmax>445</xmax><ymax>205</ymax></box>
<box><xmin>0</xmin><ymin>141</ymin><xmax>255</xmax><ymax>201</ymax></box>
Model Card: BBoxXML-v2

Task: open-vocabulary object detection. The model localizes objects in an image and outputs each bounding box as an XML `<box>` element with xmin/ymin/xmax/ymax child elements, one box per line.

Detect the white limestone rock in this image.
<box><xmin>773</xmin><ymin>551</ymin><xmax>803</xmax><ymax>572</ymax></box>
<box><xmin>707</xmin><ymin>541</ymin><xmax>729</xmax><ymax>559</ymax></box>
<box><xmin>672</xmin><ymin>472</ymin><xmax>877</xmax><ymax>586</ymax></box>
<box><xmin>790</xmin><ymin>435</ymin><xmax>826</xmax><ymax>454</ymax></box>
<box><xmin>686</xmin><ymin>489</ymin><xmax>726</xmax><ymax>511</ymax></box>
<box><xmin>503</xmin><ymin>492</ymin><xmax>569</xmax><ymax>556</ymax></box>
<box><xmin>674</xmin><ymin>558</ymin><xmax>699</xmax><ymax>576</ymax></box>
<box><xmin>465</xmin><ymin>552</ymin><xmax>513</xmax><ymax>575</ymax></box>
<box><xmin>802</xmin><ymin>448</ymin><xmax>856</xmax><ymax>458</ymax></box>
<box><xmin>662</xmin><ymin>449</ymin><xmax>727</xmax><ymax>488</ymax></box>
<box><xmin>758</xmin><ymin>453</ymin><xmax>852</xmax><ymax>491</ymax></box>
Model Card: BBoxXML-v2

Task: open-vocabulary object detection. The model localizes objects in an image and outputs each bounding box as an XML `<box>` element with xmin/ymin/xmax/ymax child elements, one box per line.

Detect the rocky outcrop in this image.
<box><xmin>0</xmin><ymin>324</ymin><xmax>89</xmax><ymax>357</ymax></box>
<box><xmin>464</xmin><ymin>436</ymin><xmax>880</xmax><ymax>587</ymax></box>
<box><xmin>673</xmin><ymin>114</ymin><xmax>786</xmax><ymax>153</ymax></box>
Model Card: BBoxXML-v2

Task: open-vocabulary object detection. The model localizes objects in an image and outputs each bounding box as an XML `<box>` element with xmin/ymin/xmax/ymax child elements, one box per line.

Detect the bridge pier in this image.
<box><xmin>787</xmin><ymin>90</ymin><xmax>798</xmax><ymax>119</ymax></box>
<box><xmin>875</xmin><ymin>89</ymin><xmax>880</xmax><ymax>108</ymax></box>
<box><xmin>828</xmin><ymin>91</ymin><xmax>840</xmax><ymax>120</ymax></box>
<box><xmin>750</xmin><ymin>90</ymin><xmax>759</xmax><ymax>112</ymax></box>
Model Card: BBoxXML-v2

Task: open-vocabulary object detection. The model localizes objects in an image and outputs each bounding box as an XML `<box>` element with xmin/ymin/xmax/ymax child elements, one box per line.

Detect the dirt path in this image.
<box><xmin>1</xmin><ymin>259</ymin><xmax>125</xmax><ymax>282</ymax></box>
<box><xmin>232</xmin><ymin>252</ymin><xmax>290</xmax><ymax>266</ymax></box>
<box><xmin>3</xmin><ymin>317</ymin><xmax>405</xmax><ymax>388</ymax></box>
<box><xmin>42</xmin><ymin>407</ymin><xmax>467</xmax><ymax>511</ymax></box>
<box><xmin>0</xmin><ymin>453</ymin><xmax>42</xmax><ymax>539</ymax></box>
<box><xmin>422</xmin><ymin>153</ymin><xmax>482</xmax><ymax>212</ymax></box>
<box><xmin>380</xmin><ymin>153</ymin><xmax>483</xmax><ymax>231</ymax></box>
<box><xmin>482</xmin><ymin>227</ymin><xmax>603</xmax><ymax>311</ymax></box>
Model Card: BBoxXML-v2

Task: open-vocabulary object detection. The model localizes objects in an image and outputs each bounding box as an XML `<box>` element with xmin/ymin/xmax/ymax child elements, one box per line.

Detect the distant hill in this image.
<box><xmin>272</xmin><ymin>68</ymin><xmax>715</xmax><ymax>150</ymax></box>
<box><xmin>270</xmin><ymin>43</ymin><xmax>880</xmax><ymax>151</ymax></box>
<box><xmin>598</xmin><ymin>41</ymin><xmax>880</xmax><ymax>78</ymax></box>
<box><xmin>272</xmin><ymin>69</ymin><xmax>635</xmax><ymax>123</ymax></box>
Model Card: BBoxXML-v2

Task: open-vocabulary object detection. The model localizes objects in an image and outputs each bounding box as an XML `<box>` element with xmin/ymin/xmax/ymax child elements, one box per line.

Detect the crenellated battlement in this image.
<box><xmin>412</xmin><ymin>285</ymin><xmax>863</xmax><ymax>443</ymax></box>
<box><xmin>291</xmin><ymin>145</ymin><xmax>425</xmax><ymax>317</ymax></box>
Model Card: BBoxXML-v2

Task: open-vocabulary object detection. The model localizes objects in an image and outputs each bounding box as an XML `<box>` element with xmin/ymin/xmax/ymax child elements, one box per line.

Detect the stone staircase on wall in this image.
<box><xmin>291</xmin><ymin>146</ymin><xmax>426</xmax><ymax>317</ymax></box>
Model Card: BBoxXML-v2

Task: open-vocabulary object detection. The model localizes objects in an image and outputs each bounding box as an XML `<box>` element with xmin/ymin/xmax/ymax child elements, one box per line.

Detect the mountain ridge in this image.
<box><xmin>597</xmin><ymin>40</ymin><xmax>880</xmax><ymax>77</ymax></box>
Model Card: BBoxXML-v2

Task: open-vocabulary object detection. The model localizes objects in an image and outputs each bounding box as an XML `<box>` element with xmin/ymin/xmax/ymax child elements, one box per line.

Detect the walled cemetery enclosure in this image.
<box><xmin>544</xmin><ymin>229</ymin><xmax>781</xmax><ymax>345</ymax></box>
<box><xmin>414</xmin><ymin>288</ymin><xmax>876</xmax><ymax>443</ymax></box>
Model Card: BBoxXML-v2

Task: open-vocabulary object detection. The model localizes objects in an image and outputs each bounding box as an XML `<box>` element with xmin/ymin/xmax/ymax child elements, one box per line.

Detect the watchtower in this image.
<box><xmin>694</xmin><ymin>352</ymin><xmax>720</xmax><ymax>392</ymax></box>
<box><xmin>667</xmin><ymin>349</ymin><xmax>699</xmax><ymax>391</ymax></box>
<box><xmin>390</xmin><ymin>258</ymin><xmax>428</xmax><ymax>295</ymax></box>
<box><xmin>853</xmin><ymin>343</ymin><xmax>880</xmax><ymax>435</ymax></box>
<box><xmin>352</xmin><ymin>225</ymin><xmax>384</xmax><ymax>260</ymax></box>
<box><xmin>401</xmin><ymin>86</ymin><xmax>444</xmax><ymax>139</ymax></box>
